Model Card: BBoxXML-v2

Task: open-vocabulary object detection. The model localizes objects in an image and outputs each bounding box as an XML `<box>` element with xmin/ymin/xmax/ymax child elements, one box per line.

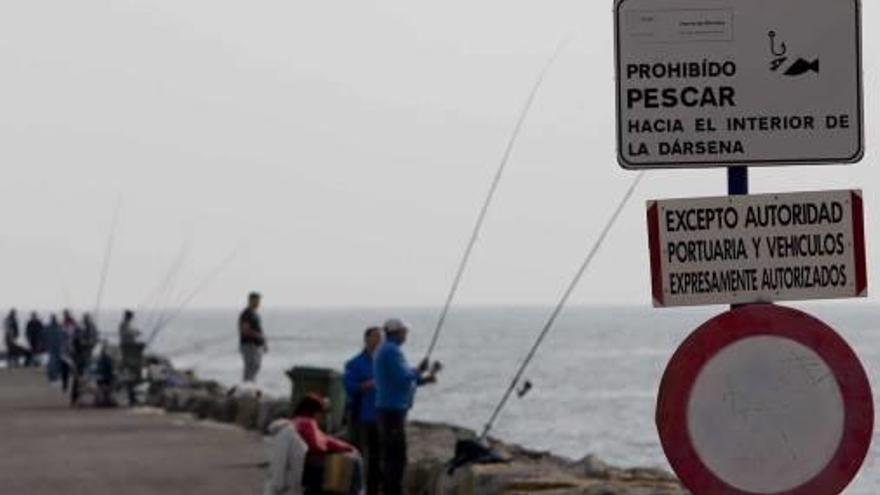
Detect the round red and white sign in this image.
<box><xmin>657</xmin><ymin>304</ymin><xmax>873</xmax><ymax>495</ymax></box>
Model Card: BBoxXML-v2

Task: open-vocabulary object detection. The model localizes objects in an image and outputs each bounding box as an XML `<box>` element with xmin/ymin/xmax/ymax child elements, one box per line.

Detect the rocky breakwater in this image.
<box><xmin>144</xmin><ymin>362</ymin><xmax>687</xmax><ymax>495</ymax></box>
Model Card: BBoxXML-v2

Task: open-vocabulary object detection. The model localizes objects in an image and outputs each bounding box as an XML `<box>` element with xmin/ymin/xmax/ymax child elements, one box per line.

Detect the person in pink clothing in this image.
<box><xmin>293</xmin><ymin>394</ymin><xmax>355</xmax><ymax>454</ymax></box>
<box><xmin>292</xmin><ymin>394</ymin><xmax>363</xmax><ymax>495</ymax></box>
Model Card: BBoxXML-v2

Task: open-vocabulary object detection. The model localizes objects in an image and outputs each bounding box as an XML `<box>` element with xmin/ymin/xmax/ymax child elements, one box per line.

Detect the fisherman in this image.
<box><xmin>4</xmin><ymin>309</ymin><xmax>31</xmax><ymax>367</ymax></box>
<box><xmin>374</xmin><ymin>319</ymin><xmax>442</xmax><ymax>495</ymax></box>
<box><xmin>25</xmin><ymin>312</ymin><xmax>45</xmax><ymax>366</ymax></box>
<box><xmin>118</xmin><ymin>309</ymin><xmax>141</xmax><ymax>345</ymax></box>
<box><xmin>118</xmin><ymin>309</ymin><xmax>144</xmax><ymax>405</ymax></box>
<box><xmin>343</xmin><ymin>326</ymin><xmax>384</xmax><ymax>495</ymax></box>
<box><xmin>45</xmin><ymin>314</ymin><xmax>65</xmax><ymax>383</ymax></box>
<box><xmin>238</xmin><ymin>291</ymin><xmax>267</xmax><ymax>383</ymax></box>
<box><xmin>71</xmin><ymin>313</ymin><xmax>99</xmax><ymax>406</ymax></box>
<box><xmin>74</xmin><ymin>313</ymin><xmax>99</xmax><ymax>371</ymax></box>
<box><xmin>61</xmin><ymin>309</ymin><xmax>78</xmax><ymax>336</ymax></box>
<box><xmin>57</xmin><ymin>312</ymin><xmax>77</xmax><ymax>392</ymax></box>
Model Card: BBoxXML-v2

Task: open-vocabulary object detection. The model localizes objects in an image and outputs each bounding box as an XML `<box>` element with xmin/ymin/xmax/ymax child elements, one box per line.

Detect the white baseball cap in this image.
<box><xmin>383</xmin><ymin>318</ymin><xmax>409</xmax><ymax>333</ymax></box>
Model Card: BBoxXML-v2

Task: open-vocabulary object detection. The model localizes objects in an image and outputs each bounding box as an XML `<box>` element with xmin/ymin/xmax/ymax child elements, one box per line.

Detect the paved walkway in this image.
<box><xmin>0</xmin><ymin>368</ymin><xmax>264</xmax><ymax>495</ymax></box>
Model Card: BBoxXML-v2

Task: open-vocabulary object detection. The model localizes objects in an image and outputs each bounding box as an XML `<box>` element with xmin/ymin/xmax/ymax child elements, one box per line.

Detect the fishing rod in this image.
<box><xmin>423</xmin><ymin>36</ymin><xmax>572</xmax><ymax>362</ymax></box>
<box><xmin>145</xmin><ymin>244</ymin><xmax>243</xmax><ymax>347</ymax></box>
<box><xmin>93</xmin><ymin>197</ymin><xmax>123</xmax><ymax>327</ymax></box>
<box><xmin>479</xmin><ymin>171</ymin><xmax>646</xmax><ymax>441</ymax></box>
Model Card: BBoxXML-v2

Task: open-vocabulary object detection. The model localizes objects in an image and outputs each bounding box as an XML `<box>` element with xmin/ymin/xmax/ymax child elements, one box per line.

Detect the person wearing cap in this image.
<box><xmin>374</xmin><ymin>319</ymin><xmax>441</xmax><ymax>495</ymax></box>
<box><xmin>239</xmin><ymin>291</ymin><xmax>267</xmax><ymax>382</ymax></box>
<box><xmin>344</xmin><ymin>326</ymin><xmax>384</xmax><ymax>495</ymax></box>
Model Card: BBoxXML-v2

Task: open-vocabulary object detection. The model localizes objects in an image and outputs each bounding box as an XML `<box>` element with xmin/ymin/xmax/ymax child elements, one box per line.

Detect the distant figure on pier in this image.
<box><xmin>95</xmin><ymin>342</ymin><xmax>117</xmax><ymax>407</ymax></box>
<box><xmin>61</xmin><ymin>310</ymin><xmax>78</xmax><ymax>336</ymax></box>
<box><xmin>25</xmin><ymin>312</ymin><xmax>45</xmax><ymax>367</ymax></box>
<box><xmin>73</xmin><ymin>313</ymin><xmax>99</xmax><ymax>371</ymax></box>
<box><xmin>4</xmin><ymin>309</ymin><xmax>31</xmax><ymax>368</ymax></box>
<box><xmin>118</xmin><ymin>309</ymin><xmax>141</xmax><ymax>346</ymax></box>
<box><xmin>70</xmin><ymin>313</ymin><xmax>99</xmax><ymax>406</ymax></box>
<box><xmin>374</xmin><ymin>319</ymin><xmax>442</xmax><ymax>495</ymax></box>
<box><xmin>45</xmin><ymin>314</ymin><xmax>65</xmax><ymax>383</ymax></box>
<box><xmin>118</xmin><ymin>309</ymin><xmax>144</xmax><ymax>405</ymax></box>
<box><xmin>292</xmin><ymin>393</ymin><xmax>362</xmax><ymax>495</ymax></box>
<box><xmin>344</xmin><ymin>326</ymin><xmax>383</xmax><ymax>495</ymax></box>
<box><xmin>238</xmin><ymin>292</ymin><xmax>267</xmax><ymax>382</ymax></box>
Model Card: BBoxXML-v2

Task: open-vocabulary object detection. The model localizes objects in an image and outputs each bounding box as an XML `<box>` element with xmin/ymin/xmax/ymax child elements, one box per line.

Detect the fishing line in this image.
<box><xmin>162</xmin><ymin>333</ymin><xmax>231</xmax><ymax>359</ymax></box>
<box><xmin>479</xmin><ymin>171</ymin><xmax>646</xmax><ymax>440</ymax></box>
<box><xmin>141</xmin><ymin>239</ymin><xmax>191</xmax><ymax>333</ymax></box>
<box><xmin>423</xmin><ymin>35</ymin><xmax>572</xmax><ymax>362</ymax></box>
<box><xmin>145</xmin><ymin>244</ymin><xmax>244</xmax><ymax>347</ymax></box>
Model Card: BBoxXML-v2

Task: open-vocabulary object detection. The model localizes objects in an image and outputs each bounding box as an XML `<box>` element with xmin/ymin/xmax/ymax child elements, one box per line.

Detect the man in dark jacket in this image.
<box><xmin>374</xmin><ymin>319</ymin><xmax>441</xmax><ymax>495</ymax></box>
<box><xmin>238</xmin><ymin>292</ymin><xmax>266</xmax><ymax>382</ymax></box>
<box><xmin>25</xmin><ymin>312</ymin><xmax>45</xmax><ymax>366</ymax></box>
<box><xmin>344</xmin><ymin>326</ymin><xmax>384</xmax><ymax>495</ymax></box>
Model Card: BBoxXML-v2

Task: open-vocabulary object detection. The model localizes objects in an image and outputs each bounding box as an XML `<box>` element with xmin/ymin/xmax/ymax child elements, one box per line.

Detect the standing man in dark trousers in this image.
<box><xmin>238</xmin><ymin>292</ymin><xmax>266</xmax><ymax>382</ymax></box>
<box><xmin>344</xmin><ymin>326</ymin><xmax>384</xmax><ymax>495</ymax></box>
<box><xmin>25</xmin><ymin>312</ymin><xmax>45</xmax><ymax>366</ymax></box>
<box><xmin>374</xmin><ymin>319</ymin><xmax>441</xmax><ymax>495</ymax></box>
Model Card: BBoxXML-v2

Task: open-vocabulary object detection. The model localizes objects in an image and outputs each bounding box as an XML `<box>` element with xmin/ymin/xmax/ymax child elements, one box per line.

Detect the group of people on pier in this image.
<box><xmin>4</xmin><ymin>307</ymin><xmax>143</xmax><ymax>407</ymax></box>
<box><xmin>4</xmin><ymin>291</ymin><xmax>443</xmax><ymax>495</ymax></box>
<box><xmin>239</xmin><ymin>293</ymin><xmax>443</xmax><ymax>495</ymax></box>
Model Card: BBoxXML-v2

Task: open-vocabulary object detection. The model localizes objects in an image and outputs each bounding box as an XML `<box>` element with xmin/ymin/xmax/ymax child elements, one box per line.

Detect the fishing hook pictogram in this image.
<box><xmin>769</xmin><ymin>31</ymin><xmax>787</xmax><ymax>57</ymax></box>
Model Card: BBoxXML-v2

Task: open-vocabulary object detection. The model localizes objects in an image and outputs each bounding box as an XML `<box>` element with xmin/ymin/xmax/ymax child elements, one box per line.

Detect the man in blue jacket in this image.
<box><xmin>344</xmin><ymin>326</ymin><xmax>383</xmax><ymax>495</ymax></box>
<box><xmin>374</xmin><ymin>319</ymin><xmax>441</xmax><ymax>495</ymax></box>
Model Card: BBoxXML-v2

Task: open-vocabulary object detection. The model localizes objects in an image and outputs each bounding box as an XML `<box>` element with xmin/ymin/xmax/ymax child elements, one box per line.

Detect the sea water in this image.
<box><xmin>143</xmin><ymin>304</ymin><xmax>879</xmax><ymax>494</ymax></box>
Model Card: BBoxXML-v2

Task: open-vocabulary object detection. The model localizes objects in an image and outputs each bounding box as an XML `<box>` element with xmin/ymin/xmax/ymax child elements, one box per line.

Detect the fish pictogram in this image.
<box><xmin>783</xmin><ymin>58</ymin><xmax>820</xmax><ymax>76</ymax></box>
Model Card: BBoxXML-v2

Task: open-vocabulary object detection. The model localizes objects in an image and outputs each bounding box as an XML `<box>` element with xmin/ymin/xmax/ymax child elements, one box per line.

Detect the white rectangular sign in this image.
<box><xmin>647</xmin><ymin>190</ymin><xmax>867</xmax><ymax>307</ymax></box>
<box><xmin>615</xmin><ymin>0</ymin><xmax>863</xmax><ymax>169</ymax></box>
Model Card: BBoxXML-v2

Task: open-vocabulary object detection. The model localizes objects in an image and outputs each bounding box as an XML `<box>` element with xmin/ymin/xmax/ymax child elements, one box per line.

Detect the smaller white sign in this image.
<box><xmin>647</xmin><ymin>190</ymin><xmax>867</xmax><ymax>307</ymax></box>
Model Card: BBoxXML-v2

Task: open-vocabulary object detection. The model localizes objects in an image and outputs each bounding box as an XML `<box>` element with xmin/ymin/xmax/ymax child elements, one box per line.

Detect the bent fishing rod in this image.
<box><xmin>479</xmin><ymin>171</ymin><xmax>646</xmax><ymax>441</ymax></box>
<box><xmin>423</xmin><ymin>36</ymin><xmax>572</xmax><ymax>363</ymax></box>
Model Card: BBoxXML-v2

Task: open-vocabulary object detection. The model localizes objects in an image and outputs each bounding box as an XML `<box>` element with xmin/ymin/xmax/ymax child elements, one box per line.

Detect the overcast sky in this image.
<box><xmin>1</xmin><ymin>0</ymin><xmax>878</xmax><ymax>309</ymax></box>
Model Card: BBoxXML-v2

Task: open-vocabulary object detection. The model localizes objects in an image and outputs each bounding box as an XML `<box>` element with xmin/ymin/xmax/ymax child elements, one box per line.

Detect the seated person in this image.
<box><xmin>292</xmin><ymin>394</ymin><xmax>362</xmax><ymax>495</ymax></box>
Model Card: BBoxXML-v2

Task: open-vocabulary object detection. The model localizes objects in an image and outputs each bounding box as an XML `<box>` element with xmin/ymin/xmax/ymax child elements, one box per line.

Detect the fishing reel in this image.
<box><xmin>516</xmin><ymin>380</ymin><xmax>533</xmax><ymax>398</ymax></box>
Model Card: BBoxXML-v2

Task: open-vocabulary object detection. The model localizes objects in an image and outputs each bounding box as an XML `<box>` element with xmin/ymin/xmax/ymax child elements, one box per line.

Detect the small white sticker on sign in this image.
<box><xmin>626</xmin><ymin>9</ymin><xmax>734</xmax><ymax>43</ymax></box>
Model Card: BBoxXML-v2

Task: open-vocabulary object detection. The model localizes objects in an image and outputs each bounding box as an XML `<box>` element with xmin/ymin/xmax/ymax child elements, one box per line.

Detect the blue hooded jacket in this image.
<box><xmin>374</xmin><ymin>339</ymin><xmax>420</xmax><ymax>412</ymax></box>
<box><xmin>344</xmin><ymin>350</ymin><xmax>377</xmax><ymax>423</ymax></box>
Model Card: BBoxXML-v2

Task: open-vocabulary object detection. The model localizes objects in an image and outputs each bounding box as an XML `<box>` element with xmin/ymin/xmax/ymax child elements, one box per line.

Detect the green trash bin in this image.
<box><xmin>286</xmin><ymin>366</ymin><xmax>346</xmax><ymax>433</ymax></box>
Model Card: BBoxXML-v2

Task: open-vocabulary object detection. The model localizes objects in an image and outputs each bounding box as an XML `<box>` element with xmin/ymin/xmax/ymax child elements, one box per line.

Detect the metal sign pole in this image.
<box><xmin>727</xmin><ymin>166</ymin><xmax>749</xmax><ymax>195</ymax></box>
<box><xmin>728</xmin><ymin>166</ymin><xmax>748</xmax><ymax>310</ymax></box>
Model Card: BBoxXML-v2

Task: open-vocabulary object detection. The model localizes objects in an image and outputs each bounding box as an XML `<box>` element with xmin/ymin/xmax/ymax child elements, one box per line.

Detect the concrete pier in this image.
<box><xmin>0</xmin><ymin>368</ymin><xmax>264</xmax><ymax>495</ymax></box>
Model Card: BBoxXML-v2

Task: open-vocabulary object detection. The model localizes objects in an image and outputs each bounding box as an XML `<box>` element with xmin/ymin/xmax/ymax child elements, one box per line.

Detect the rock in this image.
<box><xmin>235</xmin><ymin>396</ymin><xmax>260</xmax><ymax>430</ymax></box>
<box><xmin>574</xmin><ymin>454</ymin><xmax>611</xmax><ymax>478</ymax></box>
<box><xmin>147</xmin><ymin>357</ymin><xmax>688</xmax><ymax>495</ymax></box>
<box><xmin>257</xmin><ymin>399</ymin><xmax>292</xmax><ymax>432</ymax></box>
